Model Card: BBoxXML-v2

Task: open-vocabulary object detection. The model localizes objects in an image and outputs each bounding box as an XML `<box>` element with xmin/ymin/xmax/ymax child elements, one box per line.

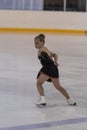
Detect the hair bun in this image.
<box><xmin>39</xmin><ymin>34</ymin><xmax>45</xmax><ymax>39</ymax></box>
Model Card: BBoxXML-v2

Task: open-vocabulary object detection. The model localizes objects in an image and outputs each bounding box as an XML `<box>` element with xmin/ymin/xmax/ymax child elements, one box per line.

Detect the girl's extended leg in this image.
<box><xmin>51</xmin><ymin>78</ymin><xmax>76</xmax><ymax>105</ymax></box>
<box><xmin>51</xmin><ymin>78</ymin><xmax>70</xmax><ymax>99</ymax></box>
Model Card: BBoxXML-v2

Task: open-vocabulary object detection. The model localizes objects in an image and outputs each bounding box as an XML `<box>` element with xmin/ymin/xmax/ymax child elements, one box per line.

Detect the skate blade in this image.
<box><xmin>36</xmin><ymin>104</ymin><xmax>46</xmax><ymax>108</ymax></box>
<box><xmin>69</xmin><ymin>102</ymin><xmax>78</xmax><ymax>106</ymax></box>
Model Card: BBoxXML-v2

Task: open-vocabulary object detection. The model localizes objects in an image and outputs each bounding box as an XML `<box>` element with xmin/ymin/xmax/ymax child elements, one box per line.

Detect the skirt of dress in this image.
<box><xmin>37</xmin><ymin>64</ymin><xmax>59</xmax><ymax>82</ymax></box>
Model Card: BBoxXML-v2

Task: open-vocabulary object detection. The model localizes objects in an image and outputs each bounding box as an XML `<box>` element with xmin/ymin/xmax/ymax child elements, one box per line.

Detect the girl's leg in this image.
<box><xmin>36</xmin><ymin>73</ymin><xmax>50</xmax><ymax>96</ymax></box>
<box><xmin>36</xmin><ymin>73</ymin><xmax>50</xmax><ymax>106</ymax></box>
<box><xmin>51</xmin><ymin>78</ymin><xmax>70</xmax><ymax>99</ymax></box>
<box><xmin>51</xmin><ymin>78</ymin><xmax>76</xmax><ymax>105</ymax></box>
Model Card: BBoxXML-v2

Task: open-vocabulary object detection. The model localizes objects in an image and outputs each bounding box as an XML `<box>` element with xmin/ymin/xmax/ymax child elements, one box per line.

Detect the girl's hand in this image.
<box><xmin>54</xmin><ymin>62</ymin><xmax>59</xmax><ymax>66</ymax></box>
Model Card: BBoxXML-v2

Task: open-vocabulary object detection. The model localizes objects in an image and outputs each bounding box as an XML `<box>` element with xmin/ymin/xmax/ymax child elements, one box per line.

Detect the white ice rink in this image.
<box><xmin>0</xmin><ymin>33</ymin><xmax>87</xmax><ymax>130</ymax></box>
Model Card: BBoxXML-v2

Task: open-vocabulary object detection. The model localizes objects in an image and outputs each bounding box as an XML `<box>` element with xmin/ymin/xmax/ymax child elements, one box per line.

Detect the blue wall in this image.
<box><xmin>0</xmin><ymin>0</ymin><xmax>43</xmax><ymax>10</ymax></box>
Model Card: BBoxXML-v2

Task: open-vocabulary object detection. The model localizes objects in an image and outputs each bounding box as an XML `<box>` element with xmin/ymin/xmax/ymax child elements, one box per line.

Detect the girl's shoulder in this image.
<box><xmin>38</xmin><ymin>47</ymin><xmax>47</xmax><ymax>54</ymax></box>
<box><xmin>42</xmin><ymin>47</ymin><xmax>51</xmax><ymax>56</ymax></box>
<box><xmin>38</xmin><ymin>47</ymin><xmax>52</xmax><ymax>57</ymax></box>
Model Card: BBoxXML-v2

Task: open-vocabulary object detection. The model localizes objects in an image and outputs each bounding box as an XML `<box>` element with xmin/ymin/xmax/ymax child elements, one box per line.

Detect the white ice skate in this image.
<box><xmin>67</xmin><ymin>98</ymin><xmax>77</xmax><ymax>106</ymax></box>
<box><xmin>36</xmin><ymin>96</ymin><xmax>46</xmax><ymax>107</ymax></box>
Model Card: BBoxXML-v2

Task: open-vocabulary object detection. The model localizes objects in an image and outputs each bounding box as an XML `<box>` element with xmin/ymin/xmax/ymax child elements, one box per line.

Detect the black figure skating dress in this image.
<box><xmin>37</xmin><ymin>51</ymin><xmax>59</xmax><ymax>82</ymax></box>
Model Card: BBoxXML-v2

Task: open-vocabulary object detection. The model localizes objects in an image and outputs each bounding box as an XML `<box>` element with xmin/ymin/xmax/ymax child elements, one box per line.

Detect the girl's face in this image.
<box><xmin>34</xmin><ymin>38</ymin><xmax>44</xmax><ymax>49</ymax></box>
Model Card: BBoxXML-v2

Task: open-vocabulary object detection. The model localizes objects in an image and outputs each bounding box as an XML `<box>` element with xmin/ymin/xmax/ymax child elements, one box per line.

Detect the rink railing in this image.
<box><xmin>0</xmin><ymin>28</ymin><xmax>86</xmax><ymax>35</ymax></box>
<box><xmin>0</xmin><ymin>10</ymin><xmax>87</xmax><ymax>35</ymax></box>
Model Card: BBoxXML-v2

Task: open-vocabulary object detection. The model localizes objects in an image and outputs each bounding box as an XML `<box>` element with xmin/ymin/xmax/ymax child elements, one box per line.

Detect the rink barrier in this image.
<box><xmin>0</xmin><ymin>28</ymin><xmax>86</xmax><ymax>35</ymax></box>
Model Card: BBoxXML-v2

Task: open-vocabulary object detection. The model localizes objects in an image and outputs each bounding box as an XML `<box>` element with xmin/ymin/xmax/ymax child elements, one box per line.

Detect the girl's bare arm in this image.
<box><xmin>51</xmin><ymin>52</ymin><xmax>58</xmax><ymax>66</ymax></box>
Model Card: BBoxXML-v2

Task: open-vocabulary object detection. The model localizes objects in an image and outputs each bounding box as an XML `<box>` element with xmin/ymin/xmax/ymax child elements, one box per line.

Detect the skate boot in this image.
<box><xmin>36</xmin><ymin>96</ymin><xmax>46</xmax><ymax>107</ymax></box>
<box><xmin>67</xmin><ymin>98</ymin><xmax>77</xmax><ymax>106</ymax></box>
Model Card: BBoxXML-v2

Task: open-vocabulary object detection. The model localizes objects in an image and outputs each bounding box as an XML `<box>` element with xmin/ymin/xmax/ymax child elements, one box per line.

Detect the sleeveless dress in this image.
<box><xmin>37</xmin><ymin>51</ymin><xmax>59</xmax><ymax>82</ymax></box>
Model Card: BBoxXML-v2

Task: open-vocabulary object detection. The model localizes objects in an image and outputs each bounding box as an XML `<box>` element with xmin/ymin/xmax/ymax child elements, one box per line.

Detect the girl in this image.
<box><xmin>34</xmin><ymin>34</ymin><xmax>76</xmax><ymax>107</ymax></box>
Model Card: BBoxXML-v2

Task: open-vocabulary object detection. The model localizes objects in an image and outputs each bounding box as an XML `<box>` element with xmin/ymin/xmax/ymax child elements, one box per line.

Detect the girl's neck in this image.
<box><xmin>39</xmin><ymin>46</ymin><xmax>44</xmax><ymax>50</ymax></box>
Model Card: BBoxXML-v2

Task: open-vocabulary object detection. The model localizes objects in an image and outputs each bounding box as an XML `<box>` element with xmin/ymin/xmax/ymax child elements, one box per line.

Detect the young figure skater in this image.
<box><xmin>34</xmin><ymin>34</ymin><xmax>76</xmax><ymax>107</ymax></box>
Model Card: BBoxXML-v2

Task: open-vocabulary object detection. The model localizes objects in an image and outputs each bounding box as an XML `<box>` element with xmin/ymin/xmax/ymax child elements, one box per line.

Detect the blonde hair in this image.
<box><xmin>34</xmin><ymin>34</ymin><xmax>45</xmax><ymax>43</ymax></box>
